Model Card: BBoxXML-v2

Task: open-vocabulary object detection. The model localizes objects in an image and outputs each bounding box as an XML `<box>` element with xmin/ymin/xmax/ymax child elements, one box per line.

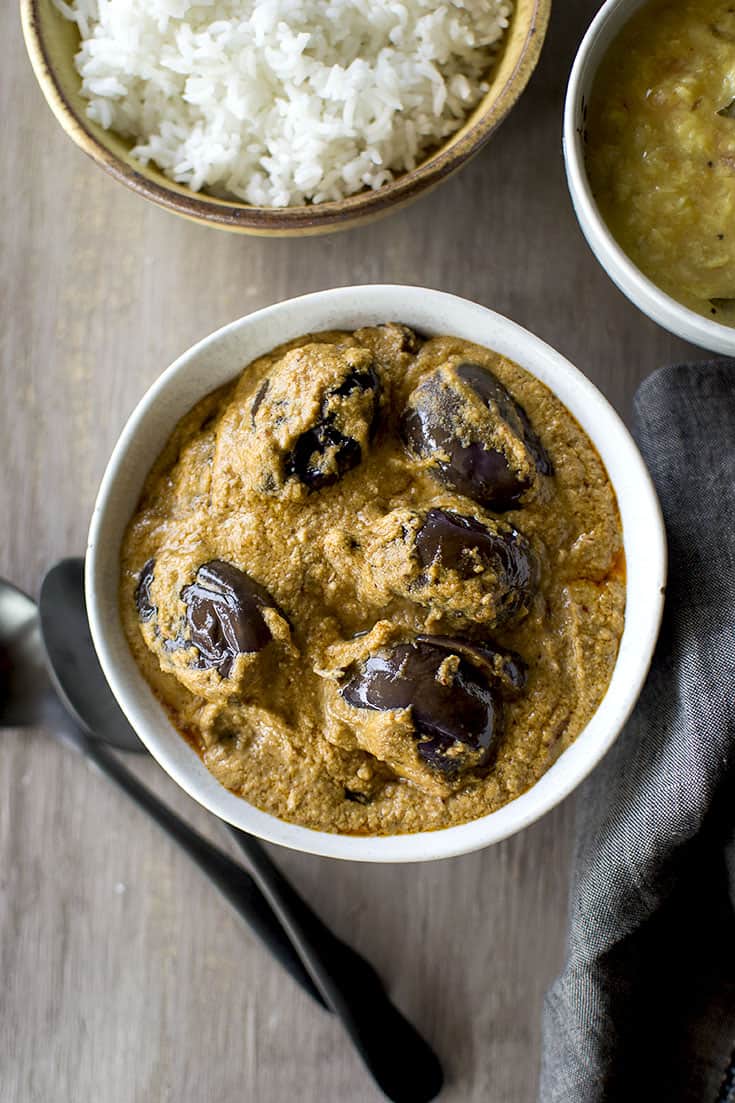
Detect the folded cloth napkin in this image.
<box><xmin>539</xmin><ymin>362</ymin><xmax>735</xmax><ymax>1103</ymax></box>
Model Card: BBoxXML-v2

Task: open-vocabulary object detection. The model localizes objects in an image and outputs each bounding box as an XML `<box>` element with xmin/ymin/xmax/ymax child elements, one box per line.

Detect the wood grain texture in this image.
<box><xmin>0</xmin><ymin>3</ymin><xmax>698</xmax><ymax>1102</ymax></box>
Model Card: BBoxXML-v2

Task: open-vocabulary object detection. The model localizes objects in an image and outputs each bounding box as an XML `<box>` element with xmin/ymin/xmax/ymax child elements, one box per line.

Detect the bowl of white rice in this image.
<box><xmin>21</xmin><ymin>0</ymin><xmax>550</xmax><ymax>235</ymax></box>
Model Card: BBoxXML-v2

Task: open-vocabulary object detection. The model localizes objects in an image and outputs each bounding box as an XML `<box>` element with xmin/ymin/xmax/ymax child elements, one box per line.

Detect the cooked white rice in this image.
<box><xmin>54</xmin><ymin>0</ymin><xmax>513</xmax><ymax>208</ymax></box>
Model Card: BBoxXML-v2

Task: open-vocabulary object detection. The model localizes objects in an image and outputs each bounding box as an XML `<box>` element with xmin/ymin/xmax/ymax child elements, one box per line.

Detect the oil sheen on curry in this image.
<box><xmin>120</xmin><ymin>325</ymin><xmax>625</xmax><ymax>835</ymax></box>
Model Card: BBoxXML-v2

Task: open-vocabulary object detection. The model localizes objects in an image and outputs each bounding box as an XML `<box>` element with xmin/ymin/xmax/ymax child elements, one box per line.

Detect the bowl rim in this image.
<box><xmin>21</xmin><ymin>0</ymin><xmax>551</xmax><ymax>235</ymax></box>
<box><xmin>86</xmin><ymin>284</ymin><xmax>666</xmax><ymax>862</ymax></box>
<box><xmin>562</xmin><ymin>0</ymin><xmax>735</xmax><ymax>355</ymax></box>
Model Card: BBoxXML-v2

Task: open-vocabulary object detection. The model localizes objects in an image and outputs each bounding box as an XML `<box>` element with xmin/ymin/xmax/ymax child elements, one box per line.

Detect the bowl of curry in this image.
<box><xmin>86</xmin><ymin>286</ymin><xmax>666</xmax><ymax>862</ymax></box>
<box><xmin>564</xmin><ymin>0</ymin><xmax>735</xmax><ymax>354</ymax></box>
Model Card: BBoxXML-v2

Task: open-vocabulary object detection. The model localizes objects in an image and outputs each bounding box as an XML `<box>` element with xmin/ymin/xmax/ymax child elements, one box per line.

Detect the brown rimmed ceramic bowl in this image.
<box><xmin>21</xmin><ymin>0</ymin><xmax>551</xmax><ymax>237</ymax></box>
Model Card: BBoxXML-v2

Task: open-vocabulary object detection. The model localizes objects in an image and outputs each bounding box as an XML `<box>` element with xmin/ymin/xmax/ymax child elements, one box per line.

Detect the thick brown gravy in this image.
<box><xmin>120</xmin><ymin>324</ymin><xmax>624</xmax><ymax>834</ymax></box>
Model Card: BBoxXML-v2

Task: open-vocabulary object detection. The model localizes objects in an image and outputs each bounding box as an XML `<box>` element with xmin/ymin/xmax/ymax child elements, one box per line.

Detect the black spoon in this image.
<box><xmin>0</xmin><ymin>571</ymin><xmax>323</xmax><ymax>1006</ymax></box>
<box><xmin>40</xmin><ymin>559</ymin><xmax>444</xmax><ymax>1103</ymax></box>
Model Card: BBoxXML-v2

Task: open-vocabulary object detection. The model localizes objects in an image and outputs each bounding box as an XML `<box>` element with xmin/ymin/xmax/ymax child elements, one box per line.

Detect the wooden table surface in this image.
<box><xmin>1</xmin><ymin>3</ymin><xmax>697</xmax><ymax>1101</ymax></box>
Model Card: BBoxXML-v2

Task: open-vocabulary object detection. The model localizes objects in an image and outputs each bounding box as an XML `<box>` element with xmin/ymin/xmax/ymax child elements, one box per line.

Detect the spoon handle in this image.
<box><xmin>226</xmin><ymin>827</ymin><xmax>444</xmax><ymax>1103</ymax></box>
<box><xmin>58</xmin><ymin>719</ymin><xmax>326</xmax><ymax>1009</ymax></box>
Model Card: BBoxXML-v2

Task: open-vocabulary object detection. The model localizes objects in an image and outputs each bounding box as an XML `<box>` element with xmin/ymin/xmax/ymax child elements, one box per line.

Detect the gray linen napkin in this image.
<box><xmin>539</xmin><ymin>362</ymin><xmax>735</xmax><ymax>1103</ymax></box>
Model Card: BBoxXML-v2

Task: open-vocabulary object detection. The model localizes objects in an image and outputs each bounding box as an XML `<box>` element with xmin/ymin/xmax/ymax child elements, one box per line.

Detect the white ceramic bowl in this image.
<box><xmin>86</xmin><ymin>285</ymin><xmax>666</xmax><ymax>862</ymax></box>
<box><xmin>563</xmin><ymin>0</ymin><xmax>735</xmax><ymax>355</ymax></box>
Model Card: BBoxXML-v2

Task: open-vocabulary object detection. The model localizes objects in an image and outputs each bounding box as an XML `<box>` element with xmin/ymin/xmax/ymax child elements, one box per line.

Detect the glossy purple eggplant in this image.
<box><xmin>402</xmin><ymin>361</ymin><xmax>552</xmax><ymax>510</ymax></box>
<box><xmin>181</xmin><ymin>560</ymin><xmax>279</xmax><ymax>677</ymax></box>
<box><xmin>341</xmin><ymin>635</ymin><xmax>525</xmax><ymax>777</ymax></box>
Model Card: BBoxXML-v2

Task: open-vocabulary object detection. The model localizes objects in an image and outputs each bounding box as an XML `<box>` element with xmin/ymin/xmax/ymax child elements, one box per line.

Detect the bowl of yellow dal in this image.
<box><xmin>564</xmin><ymin>0</ymin><xmax>735</xmax><ymax>355</ymax></box>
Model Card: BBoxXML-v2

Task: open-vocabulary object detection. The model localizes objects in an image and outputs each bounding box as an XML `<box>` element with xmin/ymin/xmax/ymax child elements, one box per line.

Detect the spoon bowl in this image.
<box><xmin>0</xmin><ymin>579</ymin><xmax>49</xmax><ymax>728</ymax></box>
<box><xmin>40</xmin><ymin>559</ymin><xmax>142</xmax><ymax>751</ymax></box>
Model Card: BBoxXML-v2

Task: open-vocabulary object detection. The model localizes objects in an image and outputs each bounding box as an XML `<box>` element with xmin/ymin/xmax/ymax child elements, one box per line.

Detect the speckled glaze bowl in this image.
<box><xmin>21</xmin><ymin>0</ymin><xmax>550</xmax><ymax>237</ymax></box>
<box><xmin>86</xmin><ymin>286</ymin><xmax>667</xmax><ymax>862</ymax></box>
